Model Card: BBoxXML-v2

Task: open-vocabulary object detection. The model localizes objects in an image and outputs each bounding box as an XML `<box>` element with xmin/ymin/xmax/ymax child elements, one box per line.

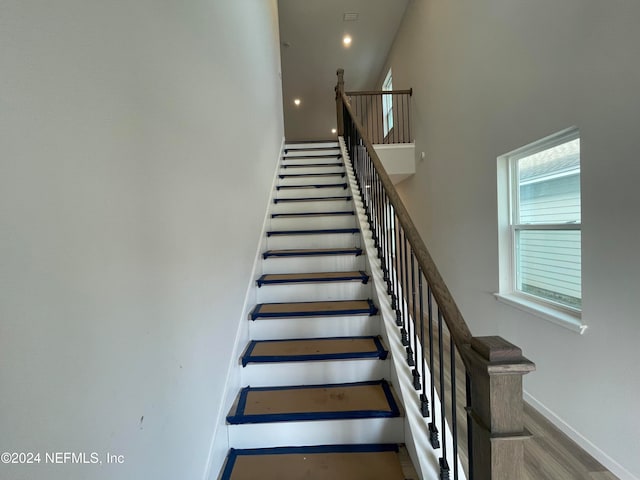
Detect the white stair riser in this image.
<box><xmin>269</xmin><ymin>215</ymin><xmax>357</xmax><ymax>231</ymax></box>
<box><xmin>256</xmin><ymin>281</ymin><xmax>371</xmax><ymax>303</ymax></box>
<box><xmin>278</xmin><ymin>174</ymin><xmax>347</xmax><ymax>186</ymax></box>
<box><xmin>249</xmin><ymin>315</ymin><xmax>381</xmax><ymax>341</ymax></box>
<box><xmin>285</xmin><ymin>142</ymin><xmax>339</xmax><ymax>150</ymax></box>
<box><xmin>271</xmin><ymin>199</ymin><xmax>355</xmax><ymax>214</ymax></box>
<box><xmin>275</xmin><ymin>186</ymin><xmax>349</xmax><ymax>199</ymax></box>
<box><xmin>227</xmin><ymin>417</ymin><xmax>404</xmax><ymax>449</ymax></box>
<box><xmin>262</xmin><ymin>254</ymin><xmax>366</xmax><ymax>274</ymax></box>
<box><xmin>241</xmin><ymin>358</ymin><xmax>390</xmax><ymax>387</ymax></box>
<box><xmin>266</xmin><ymin>232</ymin><xmax>361</xmax><ymax>250</ymax></box>
<box><xmin>283</xmin><ymin>150</ymin><xmax>341</xmax><ymax>158</ymax></box>
<box><xmin>279</xmin><ymin>166</ymin><xmax>344</xmax><ymax>175</ymax></box>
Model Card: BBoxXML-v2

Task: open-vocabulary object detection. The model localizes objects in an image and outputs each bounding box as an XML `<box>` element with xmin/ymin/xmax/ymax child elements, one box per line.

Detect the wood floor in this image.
<box><xmin>418</xmin><ymin>318</ymin><xmax>619</xmax><ymax>480</ymax></box>
<box><xmin>523</xmin><ymin>403</ymin><xmax>618</xmax><ymax>480</ymax></box>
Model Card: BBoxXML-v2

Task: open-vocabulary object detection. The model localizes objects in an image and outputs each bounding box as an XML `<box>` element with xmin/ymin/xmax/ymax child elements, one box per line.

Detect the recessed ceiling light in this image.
<box><xmin>343</xmin><ymin>35</ymin><xmax>352</xmax><ymax>47</ymax></box>
<box><xmin>331</xmin><ymin>128</ymin><xmax>337</xmax><ymax>134</ymax></box>
<box><xmin>294</xmin><ymin>98</ymin><xmax>301</xmax><ymax>106</ymax></box>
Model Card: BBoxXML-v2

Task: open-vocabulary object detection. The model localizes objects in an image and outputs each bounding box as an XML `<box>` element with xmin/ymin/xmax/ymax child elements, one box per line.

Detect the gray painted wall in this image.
<box><xmin>0</xmin><ymin>1</ymin><xmax>283</xmax><ymax>479</ymax></box>
<box><xmin>380</xmin><ymin>1</ymin><xmax>640</xmax><ymax>478</ymax></box>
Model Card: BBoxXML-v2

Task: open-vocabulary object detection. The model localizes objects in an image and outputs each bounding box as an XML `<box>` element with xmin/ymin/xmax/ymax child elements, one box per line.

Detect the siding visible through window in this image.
<box><xmin>498</xmin><ymin>128</ymin><xmax>582</xmax><ymax>317</ymax></box>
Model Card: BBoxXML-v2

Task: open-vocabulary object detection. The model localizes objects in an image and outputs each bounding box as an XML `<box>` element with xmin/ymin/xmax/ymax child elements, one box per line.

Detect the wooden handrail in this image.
<box><xmin>337</xmin><ymin>69</ymin><xmax>534</xmax><ymax>480</ymax></box>
<box><xmin>341</xmin><ymin>90</ymin><xmax>473</xmax><ymax>356</ymax></box>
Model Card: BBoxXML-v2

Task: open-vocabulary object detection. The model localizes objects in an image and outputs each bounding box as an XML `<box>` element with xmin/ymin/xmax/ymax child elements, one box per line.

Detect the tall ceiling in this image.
<box><xmin>278</xmin><ymin>0</ymin><xmax>409</xmax><ymax>141</ymax></box>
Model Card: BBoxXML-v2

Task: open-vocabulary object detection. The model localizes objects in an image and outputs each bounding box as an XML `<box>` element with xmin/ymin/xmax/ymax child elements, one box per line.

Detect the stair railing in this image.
<box><xmin>344</xmin><ymin>88</ymin><xmax>413</xmax><ymax>144</ymax></box>
<box><xmin>336</xmin><ymin>68</ymin><xmax>535</xmax><ymax>480</ymax></box>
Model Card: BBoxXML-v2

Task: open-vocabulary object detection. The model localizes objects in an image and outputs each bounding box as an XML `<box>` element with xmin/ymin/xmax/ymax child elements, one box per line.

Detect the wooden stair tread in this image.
<box><xmin>241</xmin><ymin>336</ymin><xmax>387</xmax><ymax>366</ymax></box>
<box><xmin>250</xmin><ymin>299</ymin><xmax>377</xmax><ymax>319</ymax></box>
<box><xmin>222</xmin><ymin>444</ymin><xmax>407</xmax><ymax>480</ymax></box>
<box><xmin>226</xmin><ymin>380</ymin><xmax>399</xmax><ymax>424</ymax></box>
<box><xmin>262</xmin><ymin>247</ymin><xmax>362</xmax><ymax>258</ymax></box>
<box><xmin>257</xmin><ymin>271</ymin><xmax>368</xmax><ymax>286</ymax></box>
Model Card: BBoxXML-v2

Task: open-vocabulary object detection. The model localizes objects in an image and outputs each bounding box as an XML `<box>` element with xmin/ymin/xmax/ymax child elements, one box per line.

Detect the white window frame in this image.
<box><xmin>496</xmin><ymin>127</ymin><xmax>586</xmax><ymax>334</ymax></box>
<box><xmin>382</xmin><ymin>69</ymin><xmax>393</xmax><ymax>137</ymax></box>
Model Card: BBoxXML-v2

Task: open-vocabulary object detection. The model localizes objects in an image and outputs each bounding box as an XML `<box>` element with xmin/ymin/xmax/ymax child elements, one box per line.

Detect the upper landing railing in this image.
<box><xmin>336</xmin><ymin>68</ymin><xmax>535</xmax><ymax>480</ymax></box>
<box><xmin>344</xmin><ymin>87</ymin><xmax>413</xmax><ymax>144</ymax></box>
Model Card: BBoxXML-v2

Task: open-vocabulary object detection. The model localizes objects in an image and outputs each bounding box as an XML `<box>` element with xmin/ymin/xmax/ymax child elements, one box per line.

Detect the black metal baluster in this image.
<box><xmin>384</xmin><ymin>196</ymin><xmax>392</xmax><ymax>295</ymax></box>
<box><xmin>392</xmin><ymin>214</ymin><xmax>401</xmax><ymax>322</ymax></box>
<box><xmin>466</xmin><ymin>372</ymin><xmax>474</xmax><ymax>480</ymax></box>
<box><xmin>438</xmin><ymin>308</ymin><xmax>450</xmax><ymax>480</ymax></box>
<box><xmin>428</xmin><ymin>286</ymin><xmax>440</xmax><ymax>447</ymax></box>
<box><xmin>405</xmin><ymin>251</ymin><xmax>416</xmax><ymax>367</ymax></box>
<box><xmin>400</xmin><ymin>230</ymin><xmax>409</xmax><ymax>346</ymax></box>
<box><xmin>410</xmin><ymin>252</ymin><xmax>419</xmax><ymax>376</ymax></box>
<box><xmin>451</xmin><ymin>334</ymin><xmax>459</xmax><ymax>480</ymax></box>
<box><xmin>419</xmin><ymin>271</ymin><xmax>429</xmax><ymax>416</ymax></box>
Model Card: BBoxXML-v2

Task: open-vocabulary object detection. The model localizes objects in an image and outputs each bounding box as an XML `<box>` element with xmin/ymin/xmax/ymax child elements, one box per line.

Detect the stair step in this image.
<box><xmin>278</xmin><ymin>172</ymin><xmax>345</xmax><ymax>179</ymax></box>
<box><xmin>266</xmin><ymin>228</ymin><xmax>359</xmax><ymax>237</ymax></box>
<box><xmin>263</xmin><ymin>247</ymin><xmax>362</xmax><ymax>259</ymax></box>
<box><xmin>274</xmin><ymin>196</ymin><xmax>352</xmax><ymax>204</ymax></box>
<box><xmin>271</xmin><ymin>211</ymin><xmax>354</xmax><ymax>219</ymax></box>
<box><xmin>285</xmin><ymin>141</ymin><xmax>339</xmax><ymax>150</ymax></box>
<box><xmin>282</xmin><ymin>153</ymin><xmax>341</xmax><ymax>160</ymax></box>
<box><xmin>226</xmin><ymin>379</ymin><xmax>400</xmax><ymax>425</ymax></box>
<box><xmin>241</xmin><ymin>336</ymin><xmax>387</xmax><ymax>366</ymax></box>
<box><xmin>257</xmin><ymin>271</ymin><xmax>369</xmax><ymax>287</ymax></box>
<box><xmin>281</xmin><ymin>162</ymin><xmax>343</xmax><ymax>168</ymax></box>
<box><xmin>220</xmin><ymin>444</ymin><xmax>406</xmax><ymax>480</ymax></box>
<box><xmin>250</xmin><ymin>299</ymin><xmax>377</xmax><ymax>320</ymax></box>
<box><xmin>276</xmin><ymin>183</ymin><xmax>347</xmax><ymax>190</ymax></box>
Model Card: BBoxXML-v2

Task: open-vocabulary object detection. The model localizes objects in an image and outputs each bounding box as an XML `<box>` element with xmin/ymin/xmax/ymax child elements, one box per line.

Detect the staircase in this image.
<box><xmin>219</xmin><ymin>141</ymin><xmax>419</xmax><ymax>479</ymax></box>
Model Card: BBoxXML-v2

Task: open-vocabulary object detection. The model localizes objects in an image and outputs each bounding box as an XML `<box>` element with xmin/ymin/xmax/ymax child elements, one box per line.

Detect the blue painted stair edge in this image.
<box><xmin>282</xmin><ymin>162</ymin><xmax>343</xmax><ymax>168</ymax></box>
<box><xmin>276</xmin><ymin>183</ymin><xmax>348</xmax><ymax>190</ymax></box>
<box><xmin>282</xmin><ymin>154</ymin><xmax>342</xmax><ymax>159</ymax></box>
<box><xmin>221</xmin><ymin>444</ymin><xmax>399</xmax><ymax>480</ymax></box>
<box><xmin>262</xmin><ymin>247</ymin><xmax>362</xmax><ymax>259</ymax></box>
<box><xmin>266</xmin><ymin>227</ymin><xmax>359</xmax><ymax>237</ymax></box>
<box><xmin>226</xmin><ymin>379</ymin><xmax>400</xmax><ymax>425</ymax></box>
<box><xmin>256</xmin><ymin>271</ymin><xmax>369</xmax><ymax>287</ymax></box>
<box><xmin>270</xmin><ymin>211</ymin><xmax>355</xmax><ymax>218</ymax></box>
<box><xmin>250</xmin><ymin>299</ymin><xmax>378</xmax><ymax>320</ymax></box>
<box><xmin>241</xmin><ymin>335</ymin><xmax>388</xmax><ymax>367</ymax></box>
<box><xmin>278</xmin><ymin>172</ymin><xmax>345</xmax><ymax>178</ymax></box>
<box><xmin>273</xmin><ymin>196</ymin><xmax>352</xmax><ymax>204</ymax></box>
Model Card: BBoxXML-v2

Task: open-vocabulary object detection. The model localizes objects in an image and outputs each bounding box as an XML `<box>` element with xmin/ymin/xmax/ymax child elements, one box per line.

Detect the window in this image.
<box><xmin>497</xmin><ymin>127</ymin><xmax>584</xmax><ymax>331</ymax></box>
<box><xmin>382</xmin><ymin>69</ymin><xmax>393</xmax><ymax>137</ymax></box>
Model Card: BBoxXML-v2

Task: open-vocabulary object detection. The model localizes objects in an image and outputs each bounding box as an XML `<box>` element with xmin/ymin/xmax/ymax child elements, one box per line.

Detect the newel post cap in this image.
<box><xmin>468</xmin><ymin>336</ymin><xmax>536</xmax><ymax>375</ymax></box>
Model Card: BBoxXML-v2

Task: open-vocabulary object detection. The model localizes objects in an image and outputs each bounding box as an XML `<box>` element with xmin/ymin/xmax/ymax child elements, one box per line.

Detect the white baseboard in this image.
<box><xmin>524</xmin><ymin>391</ymin><xmax>638</xmax><ymax>480</ymax></box>
<box><xmin>203</xmin><ymin>136</ymin><xmax>285</xmax><ymax>480</ymax></box>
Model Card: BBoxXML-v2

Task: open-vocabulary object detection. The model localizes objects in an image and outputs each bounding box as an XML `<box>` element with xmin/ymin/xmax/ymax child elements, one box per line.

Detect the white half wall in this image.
<box><xmin>0</xmin><ymin>1</ymin><xmax>283</xmax><ymax>479</ymax></box>
<box><xmin>379</xmin><ymin>1</ymin><xmax>640</xmax><ymax>478</ymax></box>
<box><xmin>373</xmin><ymin>143</ymin><xmax>416</xmax><ymax>184</ymax></box>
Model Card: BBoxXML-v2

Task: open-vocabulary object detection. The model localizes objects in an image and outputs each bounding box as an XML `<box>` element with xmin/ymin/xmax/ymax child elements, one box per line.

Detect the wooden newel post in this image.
<box><xmin>335</xmin><ymin>68</ymin><xmax>345</xmax><ymax>136</ymax></box>
<box><xmin>462</xmin><ymin>336</ymin><xmax>535</xmax><ymax>480</ymax></box>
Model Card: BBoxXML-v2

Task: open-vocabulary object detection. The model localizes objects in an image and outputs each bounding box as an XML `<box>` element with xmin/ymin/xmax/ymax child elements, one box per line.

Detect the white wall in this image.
<box><xmin>0</xmin><ymin>1</ymin><xmax>283</xmax><ymax>479</ymax></box>
<box><xmin>380</xmin><ymin>1</ymin><xmax>640</xmax><ymax>478</ymax></box>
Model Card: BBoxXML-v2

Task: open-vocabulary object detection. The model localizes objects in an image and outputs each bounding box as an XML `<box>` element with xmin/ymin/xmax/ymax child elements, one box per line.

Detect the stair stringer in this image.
<box><xmin>340</xmin><ymin>137</ymin><xmax>467</xmax><ymax>480</ymax></box>
<box><xmin>203</xmin><ymin>137</ymin><xmax>285</xmax><ymax>480</ymax></box>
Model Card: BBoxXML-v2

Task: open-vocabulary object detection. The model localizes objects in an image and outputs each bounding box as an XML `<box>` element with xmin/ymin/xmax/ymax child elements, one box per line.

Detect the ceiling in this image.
<box><xmin>277</xmin><ymin>0</ymin><xmax>409</xmax><ymax>141</ymax></box>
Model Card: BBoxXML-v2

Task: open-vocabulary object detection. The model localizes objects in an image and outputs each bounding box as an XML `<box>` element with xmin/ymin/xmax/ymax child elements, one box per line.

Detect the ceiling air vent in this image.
<box><xmin>343</xmin><ymin>12</ymin><xmax>359</xmax><ymax>22</ymax></box>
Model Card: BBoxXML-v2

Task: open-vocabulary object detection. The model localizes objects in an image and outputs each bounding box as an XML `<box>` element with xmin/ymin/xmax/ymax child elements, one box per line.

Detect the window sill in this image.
<box><xmin>494</xmin><ymin>293</ymin><xmax>587</xmax><ymax>334</ymax></box>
